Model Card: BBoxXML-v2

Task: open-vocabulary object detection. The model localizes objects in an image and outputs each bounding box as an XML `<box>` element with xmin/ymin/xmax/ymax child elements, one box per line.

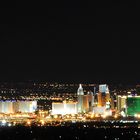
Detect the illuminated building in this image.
<box><xmin>97</xmin><ymin>92</ymin><xmax>102</xmax><ymax>107</ymax></box>
<box><xmin>52</xmin><ymin>101</ymin><xmax>77</xmax><ymax>115</ymax></box>
<box><xmin>77</xmin><ymin>84</ymin><xmax>84</xmax><ymax>96</ymax></box>
<box><xmin>111</xmin><ymin>93</ymin><xmax>117</xmax><ymax>109</ymax></box>
<box><xmin>0</xmin><ymin>101</ymin><xmax>15</xmax><ymax>113</ymax></box>
<box><xmin>87</xmin><ymin>92</ymin><xmax>94</xmax><ymax>111</ymax></box>
<box><xmin>110</xmin><ymin>96</ymin><xmax>115</xmax><ymax>109</ymax></box>
<box><xmin>127</xmin><ymin>96</ymin><xmax>140</xmax><ymax>116</ymax></box>
<box><xmin>105</xmin><ymin>86</ymin><xmax>111</xmax><ymax>109</ymax></box>
<box><xmin>77</xmin><ymin>85</ymin><xmax>94</xmax><ymax>113</ymax></box>
<box><xmin>52</xmin><ymin>102</ymin><xmax>64</xmax><ymax>115</ymax></box>
<box><xmin>97</xmin><ymin>92</ymin><xmax>106</xmax><ymax>107</ymax></box>
<box><xmin>93</xmin><ymin>106</ymin><xmax>106</xmax><ymax>115</ymax></box>
<box><xmin>64</xmin><ymin>102</ymin><xmax>77</xmax><ymax>114</ymax></box>
<box><xmin>13</xmin><ymin>101</ymin><xmax>19</xmax><ymax>113</ymax></box>
<box><xmin>97</xmin><ymin>85</ymin><xmax>111</xmax><ymax>108</ymax></box>
<box><xmin>99</xmin><ymin>84</ymin><xmax>108</xmax><ymax>93</ymax></box>
<box><xmin>79</xmin><ymin>94</ymin><xmax>94</xmax><ymax>113</ymax></box>
<box><xmin>105</xmin><ymin>86</ymin><xmax>110</xmax><ymax>102</ymax></box>
<box><xmin>17</xmin><ymin>101</ymin><xmax>37</xmax><ymax>113</ymax></box>
<box><xmin>83</xmin><ymin>95</ymin><xmax>89</xmax><ymax>112</ymax></box>
<box><xmin>77</xmin><ymin>84</ymin><xmax>84</xmax><ymax>113</ymax></box>
<box><xmin>0</xmin><ymin>100</ymin><xmax>37</xmax><ymax>114</ymax></box>
<box><xmin>97</xmin><ymin>85</ymin><xmax>111</xmax><ymax>114</ymax></box>
<box><xmin>117</xmin><ymin>95</ymin><xmax>127</xmax><ymax>112</ymax></box>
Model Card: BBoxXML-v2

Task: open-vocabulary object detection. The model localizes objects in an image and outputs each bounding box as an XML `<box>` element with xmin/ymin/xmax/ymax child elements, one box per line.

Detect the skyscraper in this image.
<box><xmin>106</xmin><ymin>86</ymin><xmax>110</xmax><ymax>102</ymax></box>
<box><xmin>97</xmin><ymin>84</ymin><xmax>111</xmax><ymax>108</ymax></box>
<box><xmin>77</xmin><ymin>84</ymin><xmax>84</xmax><ymax>113</ymax></box>
<box><xmin>77</xmin><ymin>84</ymin><xmax>84</xmax><ymax>95</ymax></box>
<box><xmin>99</xmin><ymin>84</ymin><xmax>108</xmax><ymax>93</ymax></box>
<box><xmin>97</xmin><ymin>92</ymin><xmax>102</xmax><ymax>107</ymax></box>
<box><xmin>117</xmin><ymin>95</ymin><xmax>127</xmax><ymax>112</ymax></box>
<box><xmin>77</xmin><ymin>84</ymin><xmax>94</xmax><ymax>113</ymax></box>
<box><xmin>87</xmin><ymin>92</ymin><xmax>94</xmax><ymax>111</ymax></box>
<box><xmin>105</xmin><ymin>86</ymin><xmax>111</xmax><ymax>109</ymax></box>
<box><xmin>83</xmin><ymin>95</ymin><xmax>89</xmax><ymax>112</ymax></box>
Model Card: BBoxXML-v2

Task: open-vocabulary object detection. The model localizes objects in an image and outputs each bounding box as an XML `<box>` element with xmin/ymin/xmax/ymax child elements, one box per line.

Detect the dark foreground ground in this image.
<box><xmin>0</xmin><ymin>125</ymin><xmax>140</xmax><ymax>140</ymax></box>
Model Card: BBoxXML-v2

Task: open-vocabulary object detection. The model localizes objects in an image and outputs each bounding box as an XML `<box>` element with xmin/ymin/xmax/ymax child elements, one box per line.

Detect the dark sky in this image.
<box><xmin>0</xmin><ymin>1</ymin><xmax>140</xmax><ymax>84</ymax></box>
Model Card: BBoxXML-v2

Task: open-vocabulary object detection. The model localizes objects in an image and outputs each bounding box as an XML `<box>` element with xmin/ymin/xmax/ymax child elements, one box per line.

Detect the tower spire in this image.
<box><xmin>79</xmin><ymin>84</ymin><xmax>82</xmax><ymax>89</ymax></box>
<box><xmin>106</xmin><ymin>86</ymin><xmax>109</xmax><ymax>93</ymax></box>
<box><xmin>77</xmin><ymin>84</ymin><xmax>84</xmax><ymax>95</ymax></box>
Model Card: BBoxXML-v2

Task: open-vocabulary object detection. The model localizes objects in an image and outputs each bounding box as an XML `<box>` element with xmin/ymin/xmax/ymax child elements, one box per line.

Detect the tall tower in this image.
<box><xmin>87</xmin><ymin>92</ymin><xmax>94</xmax><ymax>111</ymax></box>
<box><xmin>106</xmin><ymin>86</ymin><xmax>110</xmax><ymax>102</ymax></box>
<box><xmin>77</xmin><ymin>84</ymin><xmax>84</xmax><ymax>96</ymax></box>
<box><xmin>77</xmin><ymin>84</ymin><xmax>84</xmax><ymax>113</ymax></box>
<box><xmin>97</xmin><ymin>92</ymin><xmax>102</xmax><ymax>107</ymax></box>
<box><xmin>98</xmin><ymin>84</ymin><xmax>110</xmax><ymax>107</ymax></box>
<box><xmin>105</xmin><ymin>86</ymin><xmax>111</xmax><ymax>109</ymax></box>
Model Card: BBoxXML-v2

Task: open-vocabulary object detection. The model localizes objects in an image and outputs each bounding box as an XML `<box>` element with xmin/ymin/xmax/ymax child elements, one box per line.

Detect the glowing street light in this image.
<box><xmin>114</xmin><ymin>115</ymin><xmax>118</xmax><ymax>119</ymax></box>
<box><xmin>1</xmin><ymin>120</ymin><xmax>6</xmax><ymax>125</ymax></box>
<box><xmin>27</xmin><ymin>120</ymin><xmax>31</xmax><ymax>125</ymax></box>
<box><xmin>40</xmin><ymin>120</ymin><xmax>45</xmax><ymax>125</ymax></box>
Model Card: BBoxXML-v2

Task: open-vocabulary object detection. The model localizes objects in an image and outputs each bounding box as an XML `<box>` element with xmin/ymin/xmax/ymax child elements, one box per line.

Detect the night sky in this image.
<box><xmin>0</xmin><ymin>1</ymin><xmax>140</xmax><ymax>84</ymax></box>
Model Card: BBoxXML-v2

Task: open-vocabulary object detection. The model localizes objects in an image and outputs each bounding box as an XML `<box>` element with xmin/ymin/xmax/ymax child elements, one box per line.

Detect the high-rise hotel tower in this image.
<box><xmin>77</xmin><ymin>84</ymin><xmax>84</xmax><ymax>113</ymax></box>
<box><xmin>98</xmin><ymin>84</ymin><xmax>110</xmax><ymax>108</ymax></box>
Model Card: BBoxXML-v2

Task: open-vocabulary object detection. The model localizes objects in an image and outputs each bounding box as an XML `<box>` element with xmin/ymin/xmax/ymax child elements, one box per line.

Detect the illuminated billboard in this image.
<box><xmin>127</xmin><ymin>96</ymin><xmax>140</xmax><ymax>116</ymax></box>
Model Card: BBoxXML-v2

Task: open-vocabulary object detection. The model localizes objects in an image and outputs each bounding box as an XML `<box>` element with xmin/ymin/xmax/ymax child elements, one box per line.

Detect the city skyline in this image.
<box><xmin>1</xmin><ymin>1</ymin><xmax>140</xmax><ymax>140</ymax></box>
<box><xmin>0</xmin><ymin>81</ymin><xmax>140</xmax><ymax>139</ymax></box>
